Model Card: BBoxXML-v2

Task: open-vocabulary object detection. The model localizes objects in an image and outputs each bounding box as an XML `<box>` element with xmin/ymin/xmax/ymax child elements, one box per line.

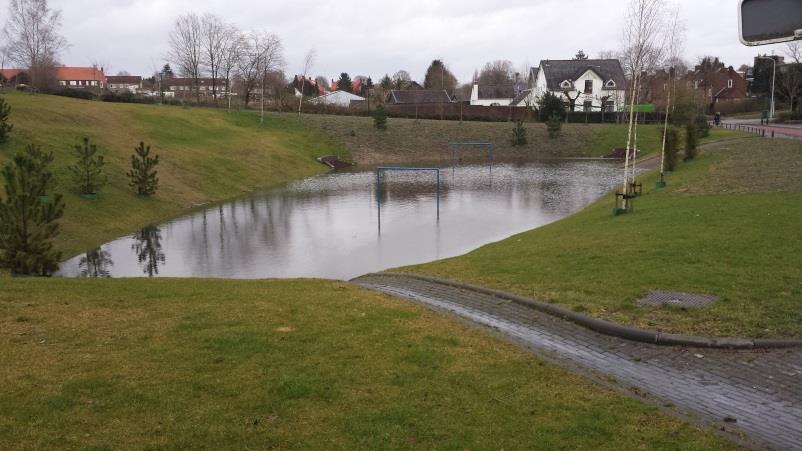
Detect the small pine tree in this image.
<box><xmin>24</xmin><ymin>144</ymin><xmax>55</xmax><ymax>197</ymax></box>
<box><xmin>68</xmin><ymin>138</ymin><xmax>107</xmax><ymax>195</ymax></box>
<box><xmin>0</xmin><ymin>94</ymin><xmax>12</xmax><ymax>143</ymax></box>
<box><xmin>685</xmin><ymin>123</ymin><xmax>698</xmax><ymax>161</ymax></box>
<box><xmin>546</xmin><ymin>115</ymin><xmax>562</xmax><ymax>138</ymax></box>
<box><xmin>511</xmin><ymin>120</ymin><xmax>527</xmax><ymax>146</ymax></box>
<box><xmin>661</xmin><ymin>126</ymin><xmax>679</xmax><ymax>171</ymax></box>
<box><xmin>373</xmin><ymin>104</ymin><xmax>388</xmax><ymax>131</ymax></box>
<box><xmin>127</xmin><ymin>142</ymin><xmax>160</xmax><ymax>196</ymax></box>
<box><xmin>538</xmin><ymin>92</ymin><xmax>566</xmax><ymax>122</ymax></box>
<box><xmin>337</xmin><ymin>73</ymin><xmax>353</xmax><ymax>93</ymax></box>
<box><xmin>0</xmin><ymin>152</ymin><xmax>65</xmax><ymax>276</ymax></box>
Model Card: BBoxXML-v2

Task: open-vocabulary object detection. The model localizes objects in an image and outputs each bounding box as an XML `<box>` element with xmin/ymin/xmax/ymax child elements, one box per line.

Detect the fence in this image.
<box><xmin>715</xmin><ymin>122</ymin><xmax>768</xmax><ymax>137</ymax></box>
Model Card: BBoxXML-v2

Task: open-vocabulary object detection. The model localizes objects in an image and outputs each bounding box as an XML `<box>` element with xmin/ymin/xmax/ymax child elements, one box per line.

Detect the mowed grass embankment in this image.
<box><xmin>303</xmin><ymin>113</ymin><xmax>749</xmax><ymax>164</ymax></box>
<box><xmin>0</xmin><ymin>91</ymin><xmax>347</xmax><ymax>258</ymax></box>
<box><xmin>0</xmin><ymin>278</ymin><xmax>734</xmax><ymax>449</ymax></box>
<box><xmin>404</xmin><ymin>137</ymin><xmax>802</xmax><ymax>339</ymax></box>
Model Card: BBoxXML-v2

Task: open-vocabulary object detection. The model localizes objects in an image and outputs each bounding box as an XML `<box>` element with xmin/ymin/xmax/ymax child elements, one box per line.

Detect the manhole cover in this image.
<box><xmin>638</xmin><ymin>291</ymin><xmax>718</xmax><ymax>309</ymax></box>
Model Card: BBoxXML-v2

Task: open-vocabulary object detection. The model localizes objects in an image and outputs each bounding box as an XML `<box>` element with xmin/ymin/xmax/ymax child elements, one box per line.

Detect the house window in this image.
<box><xmin>59</xmin><ymin>81</ymin><xmax>66</xmax><ymax>86</ymax></box>
<box><xmin>70</xmin><ymin>81</ymin><xmax>77</xmax><ymax>86</ymax></box>
<box><xmin>728</xmin><ymin>79</ymin><xmax>733</xmax><ymax>88</ymax></box>
<box><xmin>694</xmin><ymin>81</ymin><xmax>699</xmax><ymax>89</ymax></box>
<box><xmin>584</xmin><ymin>80</ymin><xmax>593</xmax><ymax>94</ymax></box>
<box><xmin>91</xmin><ymin>81</ymin><xmax>98</xmax><ymax>86</ymax></box>
<box><xmin>604</xmin><ymin>100</ymin><xmax>615</xmax><ymax>112</ymax></box>
<box><xmin>583</xmin><ymin>100</ymin><xmax>593</xmax><ymax>112</ymax></box>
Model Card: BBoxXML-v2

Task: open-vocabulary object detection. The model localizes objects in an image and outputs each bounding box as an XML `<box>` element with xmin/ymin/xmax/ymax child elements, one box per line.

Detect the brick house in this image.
<box><xmin>684</xmin><ymin>66</ymin><xmax>748</xmax><ymax>108</ymax></box>
<box><xmin>106</xmin><ymin>75</ymin><xmax>143</xmax><ymax>94</ymax></box>
<box><xmin>55</xmin><ymin>66</ymin><xmax>106</xmax><ymax>90</ymax></box>
<box><xmin>164</xmin><ymin>77</ymin><xmax>228</xmax><ymax>98</ymax></box>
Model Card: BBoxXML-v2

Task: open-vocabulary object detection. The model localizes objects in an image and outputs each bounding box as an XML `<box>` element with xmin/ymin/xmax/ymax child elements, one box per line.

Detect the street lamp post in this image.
<box><xmin>758</xmin><ymin>55</ymin><xmax>777</xmax><ymax>120</ymax></box>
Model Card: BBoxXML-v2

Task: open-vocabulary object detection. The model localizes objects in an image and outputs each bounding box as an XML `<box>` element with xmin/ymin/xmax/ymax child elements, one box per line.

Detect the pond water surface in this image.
<box><xmin>57</xmin><ymin>162</ymin><xmax>622</xmax><ymax>280</ymax></box>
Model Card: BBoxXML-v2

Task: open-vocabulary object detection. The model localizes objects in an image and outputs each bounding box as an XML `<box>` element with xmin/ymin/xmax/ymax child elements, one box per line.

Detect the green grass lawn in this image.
<box><xmin>0</xmin><ymin>92</ymin><xmax>347</xmax><ymax>258</ymax></box>
<box><xmin>404</xmin><ymin>137</ymin><xmax>802</xmax><ymax>339</ymax></box>
<box><xmin>0</xmin><ymin>278</ymin><xmax>733</xmax><ymax>449</ymax></box>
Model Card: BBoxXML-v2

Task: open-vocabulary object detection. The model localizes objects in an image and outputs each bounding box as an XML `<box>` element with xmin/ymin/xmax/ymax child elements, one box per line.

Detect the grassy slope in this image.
<box><xmin>405</xmin><ymin>137</ymin><xmax>802</xmax><ymax>339</ymax></box>
<box><xmin>0</xmin><ymin>278</ymin><xmax>732</xmax><ymax>449</ymax></box>
<box><xmin>303</xmin><ymin>113</ymin><xmax>749</xmax><ymax>164</ymax></box>
<box><xmin>0</xmin><ymin>92</ymin><xmax>348</xmax><ymax>258</ymax></box>
<box><xmin>584</xmin><ymin>123</ymin><xmax>751</xmax><ymax>158</ymax></box>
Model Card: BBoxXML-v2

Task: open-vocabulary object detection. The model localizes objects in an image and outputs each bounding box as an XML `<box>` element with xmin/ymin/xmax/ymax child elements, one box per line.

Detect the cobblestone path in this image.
<box><xmin>355</xmin><ymin>274</ymin><xmax>802</xmax><ymax>450</ymax></box>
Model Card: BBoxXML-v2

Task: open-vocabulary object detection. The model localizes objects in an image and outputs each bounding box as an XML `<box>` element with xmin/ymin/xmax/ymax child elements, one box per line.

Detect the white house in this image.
<box><xmin>470</xmin><ymin>83</ymin><xmax>527</xmax><ymax>106</ymax></box>
<box><xmin>308</xmin><ymin>90</ymin><xmax>365</xmax><ymax>107</ymax></box>
<box><xmin>527</xmin><ymin>59</ymin><xmax>627</xmax><ymax>112</ymax></box>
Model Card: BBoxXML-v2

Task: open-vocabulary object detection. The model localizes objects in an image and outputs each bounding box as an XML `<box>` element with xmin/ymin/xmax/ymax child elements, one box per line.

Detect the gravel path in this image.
<box><xmin>355</xmin><ymin>273</ymin><xmax>802</xmax><ymax>450</ymax></box>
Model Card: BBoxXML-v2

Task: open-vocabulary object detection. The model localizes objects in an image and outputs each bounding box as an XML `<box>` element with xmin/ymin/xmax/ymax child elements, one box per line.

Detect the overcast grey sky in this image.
<box><xmin>1</xmin><ymin>0</ymin><xmax>792</xmax><ymax>81</ymax></box>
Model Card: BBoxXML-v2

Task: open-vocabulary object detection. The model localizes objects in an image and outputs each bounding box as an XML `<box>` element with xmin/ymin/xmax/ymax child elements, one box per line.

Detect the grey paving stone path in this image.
<box><xmin>355</xmin><ymin>274</ymin><xmax>802</xmax><ymax>450</ymax></box>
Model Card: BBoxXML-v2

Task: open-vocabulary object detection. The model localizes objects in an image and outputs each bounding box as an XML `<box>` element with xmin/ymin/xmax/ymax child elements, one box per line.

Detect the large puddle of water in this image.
<box><xmin>57</xmin><ymin>162</ymin><xmax>623</xmax><ymax>280</ymax></box>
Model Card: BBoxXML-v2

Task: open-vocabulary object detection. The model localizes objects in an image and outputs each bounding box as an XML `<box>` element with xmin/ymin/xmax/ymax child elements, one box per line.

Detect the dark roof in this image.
<box><xmin>386</xmin><ymin>89</ymin><xmax>451</xmax><ymax>104</ymax></box>
<box><xmin>477</xmin><ymin>84</ymin><xmax>514</xmax><ymax>99</ymax></box>
<box><xmin>106</xmin><ymin>75</ymin><xmax>142</xmax><ymax>84</ymax></box>
<box><xmin>539</xmin><ymin>59</ymin><xmax>627</xmax><ymax>91</ymax></box>
<box><xmin>510</xmin><ymin>89</ymin><xmax>533</xmax><ymax>106</ymax></box>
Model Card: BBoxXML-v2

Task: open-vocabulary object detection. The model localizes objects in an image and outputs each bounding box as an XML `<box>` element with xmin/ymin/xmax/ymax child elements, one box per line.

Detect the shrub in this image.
<box><xmin>685</xmin><ymin>123</ymin><xmax>698</xmax><ymax>161</ymax></box>
<box><xmin>373</xmin><ymin>104</ymin><xmax>388</xmax><ymax>130</ymax></box>
<box><xmin>546</xmin><ymin>115</ymin><xmax>562</xmax><ymax>139</ymax></box>
<box><xmin>127</xmin><ymin>142</ymin><xmax>160</xmax><ymax>196</ymax></box>
<box><xmin>661</xmin><ymin>126</ymin><xmax>679</xmax><ymax>171</ymax></box>
<box><xmin>100</xmin><ymin>91</ymin><xmax>156</xmax><ymax>104</ymax></box>
<box><xmin>538</xmin><ymin>92</ymin><xmax>566</xmax><ymax>122</ymax></box>
<box><xmin>0</xmin><ymin>151</ymin><xmax>65</xmax><ymax>276</ymax></box>
<box><xmin>68</xmin><ymin>138</ymin><xmax>107</xmax><ymax>195</ymax></box>
<box><xmin>50</xmin><ymin>88</ymin><xmax>95</xmax><ymax>101</ymax></box>
<box><xmin>0</xmin><ymin>94</ymin><xmax>12</xmax><ymax>143</ymax></box>
<box><xmin>511</xmin><ymin>120</ymin><xmax>527</xmax><ymax>146</ymax></box>
<box><xmin>695</xmin><ymin>114</ymin><xmax>710</xmax><ymax>138</ymax></box>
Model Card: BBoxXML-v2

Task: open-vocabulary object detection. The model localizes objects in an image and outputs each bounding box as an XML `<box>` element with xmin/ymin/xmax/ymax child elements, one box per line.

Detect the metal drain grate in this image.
<box><xmin>639</xmin><ymin>291</ymin><xmax>718</xmax><ymax>309</ymax></box>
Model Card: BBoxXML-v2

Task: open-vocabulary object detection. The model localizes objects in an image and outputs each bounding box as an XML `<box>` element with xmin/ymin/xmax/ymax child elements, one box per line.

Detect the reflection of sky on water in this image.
<box><xmin>57</xmin><ymin>162</ymin><xmax>623</xmax><ymax>280</ymax></box>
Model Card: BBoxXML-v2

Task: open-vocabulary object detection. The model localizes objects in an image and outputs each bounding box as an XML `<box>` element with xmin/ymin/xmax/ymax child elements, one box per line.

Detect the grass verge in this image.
<box><xmin>0</xmin><ymin>278</ymin><xmax>733</xmax><ymax>449</ymax></box>
<box><xmin>403</xmin><ymin>137</ymin><xmax>802</xmax><ymax>339</ymax></box>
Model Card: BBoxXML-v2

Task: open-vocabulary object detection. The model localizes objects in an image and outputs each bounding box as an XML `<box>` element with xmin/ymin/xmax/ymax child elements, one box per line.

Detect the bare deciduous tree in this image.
<box><xmin>219</xmin><ymin>25</ymin><xmax>242</xmax><ymax>110</ymax></box>
<box><xmin>2</xmin><ymin>0</ymin><xmax>67</xmax><ymax>90</ymax></box>
<box><xmin>169</xmin><ymin>13</ymin><xmax>203</xmax><ymax>102</ymax></box>
<box><xmin>478</xmin><ymin>60</ymin><xmax>515</xmax><ymax>86</ymax></box>
<box><xmin>779</xmin><ymin>42</ymin><xmax>802</xmax><ymax>112</ymax></box>
<box><xmin>235</xmin><ymin>31</ymin><xmax>283</xmax><ymax>119</ymax></box>
<box><xmin>298</xmin><ymin>48</ymin><xmax>316</xmax><ymax>118</ymax></box>
<box><xmin>200</xmin><ymin>13</ymin><xmax>231</xmax><ymax>101</ymax></box>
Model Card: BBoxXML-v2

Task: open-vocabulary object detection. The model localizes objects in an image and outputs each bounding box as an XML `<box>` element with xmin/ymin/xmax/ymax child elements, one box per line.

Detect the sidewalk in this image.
<box><xmin>355</xmin><ymin>273</ymin><xmax>802</xmax><ymax>450</ymax></box>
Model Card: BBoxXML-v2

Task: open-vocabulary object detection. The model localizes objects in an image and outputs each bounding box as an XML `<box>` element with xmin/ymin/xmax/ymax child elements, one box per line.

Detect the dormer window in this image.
<box><xmin>605</xmin><ymin>80</ymin><xmax>616</xmax><ymax>88</ymax></box>
<box><xmin>728</xmin><ymin>79</ymin><xmax>733</xmax><ymax>88</ymax></box>
<box><xmin>560</xmin><ymin>80</ymin><xmax>572</xmax><ymax>89</ymax></box>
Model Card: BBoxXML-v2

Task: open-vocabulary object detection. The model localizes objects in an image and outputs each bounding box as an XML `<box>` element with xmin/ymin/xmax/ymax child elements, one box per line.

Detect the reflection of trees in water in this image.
<box><xmin>78</xmin><ymin>248</ymin><xmax>114</xmax><ymax>278</ymax></box>
<box><xmin>132</xmin><ymin>225</ymin><xmax>166</xmax><ymax>277</ymax></box>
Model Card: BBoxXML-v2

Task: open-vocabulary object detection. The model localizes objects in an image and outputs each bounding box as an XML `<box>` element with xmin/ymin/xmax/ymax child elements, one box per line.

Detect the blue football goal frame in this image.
<box><xmin>450</xmin><ymin>142</ymin><xmax>493</xmax><ymax>166</ymax></box>
<box><xmin>375</xmin><ymin>167</ymin><xmax>441</xmax><ymax>221</ymax></box>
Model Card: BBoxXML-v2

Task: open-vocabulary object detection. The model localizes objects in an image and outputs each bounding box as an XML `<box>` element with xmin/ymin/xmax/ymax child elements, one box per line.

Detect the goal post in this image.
<box><xmin>375</xmin><ymin>167</ymin><xmax>441</xmax><ymax>220</ymax></box>
<box><xmin>449</xmin><ymin>142</ymin><xmax>493</xmax><ymax>167</ymax></box>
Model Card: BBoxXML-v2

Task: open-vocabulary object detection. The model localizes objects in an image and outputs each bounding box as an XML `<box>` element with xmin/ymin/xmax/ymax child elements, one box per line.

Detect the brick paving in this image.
<box><xmin>355</xmin><ymin>274</ymin><xmax>802</xmax><ymax>450</ymax></box>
